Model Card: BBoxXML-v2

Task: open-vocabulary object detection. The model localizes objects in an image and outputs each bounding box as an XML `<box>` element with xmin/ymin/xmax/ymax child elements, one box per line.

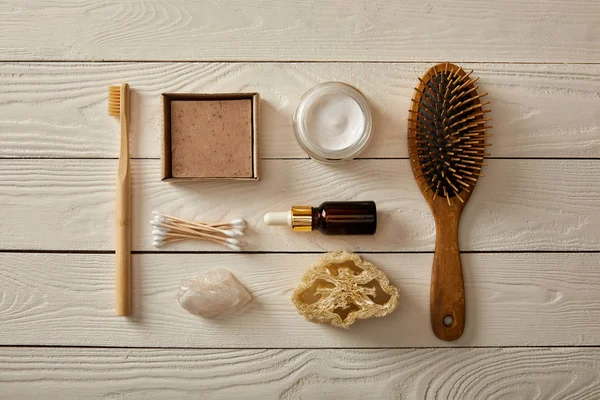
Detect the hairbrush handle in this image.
<box><xmin>431</xmin><ymin>212</ymin><xmax>465</xmax><ymax>341</ymax></box>
<box><xmin>115</xmin><ymin>83</ymin><xmax>130</xmax><ymax>316</ymax></box>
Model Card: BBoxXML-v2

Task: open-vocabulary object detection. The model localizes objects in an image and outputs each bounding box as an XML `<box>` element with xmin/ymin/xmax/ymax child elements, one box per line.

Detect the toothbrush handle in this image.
<box><xmin>115</xmin><ymin>84</ymin><xmax>130</xmax><ymax>316</ymax></box>
<box><xmin>115</xmin><ymin>161</ymin><xmax>130</xmax><ymax>316</ymax></box>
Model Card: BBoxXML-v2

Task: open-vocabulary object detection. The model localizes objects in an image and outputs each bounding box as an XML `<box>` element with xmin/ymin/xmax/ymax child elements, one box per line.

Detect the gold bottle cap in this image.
<box><xmin>291</xmin><ymin>206</ymin><xmax>313</xmax><ymax>232</ymax></box>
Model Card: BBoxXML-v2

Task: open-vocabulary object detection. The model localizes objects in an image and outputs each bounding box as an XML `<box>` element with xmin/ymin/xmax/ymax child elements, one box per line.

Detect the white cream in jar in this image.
<box><xmin>294</xmin><ymin>82</ymin><xmax>372</xmax><ymax>162</ymax></box>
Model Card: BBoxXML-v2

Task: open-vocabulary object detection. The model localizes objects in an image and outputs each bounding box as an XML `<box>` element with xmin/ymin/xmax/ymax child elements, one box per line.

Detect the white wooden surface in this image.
<box><xmin>1</xmin><ymin>0</ymin><xmax>599</xmax><ymax>62</ymax></box>
<box><xmin>1</xmin><ymin>253</ymin><xmax>599</xmax><ymax>347</ymax></box>
<box><xmin>1</xmin><ymin>1</ymin><xmax>599</xmax><ymax>399</ymax></box>
<box><xmin>0</xmin><ymin>159</ymin><xmax>599</xmax><ymax>252</ymax></box>
<box><xmin>1</xmin><ymin>62</ymin><xmax>598</xmax><ymax>159</ymax></box>
<box><xmin>2</xmin><ymin>347</ymin><xmax>600</xmax><ymax>400</ymax></box>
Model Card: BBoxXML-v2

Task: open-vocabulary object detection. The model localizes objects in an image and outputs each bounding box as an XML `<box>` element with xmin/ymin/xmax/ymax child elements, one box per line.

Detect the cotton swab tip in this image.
<box><xmin>226</xmin><ymin>244</ymin><xmax>242</xmax><ymax>251</ymax></box>
<box><xmin>156</xmin><ymin>215</ymin><xmax>169</xmax><ymax>224</ymax></box>
<box><xmin>230</xmin><ymin>218</ymin><xmax>246</xmax><ymax>227</ymax></box>
<box><xmin>153</xmin><ymin>232</ymin><xmax>167</xmax><ymax>240</ymax></box>
<box><xmin>226</xmin><ymin>238</ymin><xmax>247</xmax><ymax>247</ymax></box>
<box><xmin>152</xmin><ymin>240</ymin><xmax>165</xmax><ymax>248</ymax></box>
<box><xmin>222</xmin><ymin>229</ymin><xmax>244</xmax><ymax>237</ymax></box>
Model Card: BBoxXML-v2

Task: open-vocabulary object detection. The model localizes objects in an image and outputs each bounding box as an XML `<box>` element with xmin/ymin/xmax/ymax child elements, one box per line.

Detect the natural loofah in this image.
<box><xmin>292</xmin><ymin>251</ymin><xmax>399</xmax><ymax>328</ymax></box>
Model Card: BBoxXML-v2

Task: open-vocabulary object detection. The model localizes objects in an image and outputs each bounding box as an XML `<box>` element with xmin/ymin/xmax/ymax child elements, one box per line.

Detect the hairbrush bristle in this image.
<box><xmin>408</xmin><ymin>63</ymin><xmax>492</xmax><ymax>202</ymax></box>
<box><xmin>108</xmin><ymin>85</ymin><xmax>121</xmax><ymax>117</ymax></box>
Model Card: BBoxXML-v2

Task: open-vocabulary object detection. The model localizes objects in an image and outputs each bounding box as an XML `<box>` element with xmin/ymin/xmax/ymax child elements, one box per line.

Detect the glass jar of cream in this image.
<box><xmin>293</xmin><ymin>82</ymin><xmax>373</xmax><ymax>163</ymax></box>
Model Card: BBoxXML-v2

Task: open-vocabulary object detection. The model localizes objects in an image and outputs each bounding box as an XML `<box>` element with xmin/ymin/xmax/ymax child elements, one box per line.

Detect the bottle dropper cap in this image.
<box><xmin>263</xmin><ymin>211</ymin><xmax>291</xmax><ymax>226</ymax></box>
<box><xmin>264</xmin><ymin>206</ymin><xmax>313</xmax><ymax>232</ymax></box>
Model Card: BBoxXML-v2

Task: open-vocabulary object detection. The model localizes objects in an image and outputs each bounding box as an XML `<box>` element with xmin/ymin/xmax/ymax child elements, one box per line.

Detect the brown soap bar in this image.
<box><xmin>170</xmin><ymin>99</ymin><xmax>253</xmax><ymax>178</ymax></box>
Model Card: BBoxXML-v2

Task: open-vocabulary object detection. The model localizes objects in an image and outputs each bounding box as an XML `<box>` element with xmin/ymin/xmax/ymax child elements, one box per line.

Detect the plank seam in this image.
<box><xmin>1</xmin><ymin>157</ymin><xmax>599</xmax><ymax>161</ymax></box>
<box><xmin>0</xmin><ymin>250</ymin><xmax>598</xmax><ymax>255</ymax></box>
<box><xmin>1</xmin><ymin>60</ymin><xmax>600</xmax><ymax>65</ymax></box>
<box><xmin>2</xmin><ymin>344</ymin><xmax>600</xmax><ymax>350</ymax></box>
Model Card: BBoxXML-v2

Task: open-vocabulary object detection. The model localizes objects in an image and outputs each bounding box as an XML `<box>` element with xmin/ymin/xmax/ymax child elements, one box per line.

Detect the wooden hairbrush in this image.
<box><xmin>408</xmin><ymin>62</ymin><xmax>492</xmax><ymax>341</ymax></box>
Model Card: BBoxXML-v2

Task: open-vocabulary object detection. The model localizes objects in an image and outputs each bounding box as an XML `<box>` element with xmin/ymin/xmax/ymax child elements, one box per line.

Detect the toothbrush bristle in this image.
<box><xmin>108</xmin><ymin>85</ymin><xmax>121</xmax><ymax>117</ymax></box>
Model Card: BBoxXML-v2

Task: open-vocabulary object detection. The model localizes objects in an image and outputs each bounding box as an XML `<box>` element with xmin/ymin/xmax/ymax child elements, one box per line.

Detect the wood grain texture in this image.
<box><xmin>1</xmin><ymin>347</ymin><xmax>600</xmax><ymax>400</ymax></box>
<box><xmin>1</xmin><ymin>62</ymin><xmax>599</xmax><ymax>159</ymax></box>
<box><xmin>0</xmin><ymin>159</ymin><xmax>598</xmax><ymax>252</ymax></box>
<box><xmin>0</xmin><ymin>252</ymin><xmax>599</xmax><ymax>347</ymax></box>
<box><xmin>1</xmin><ymin>0</ymin><xmax>599</xmax><ymax>62</ymax></box>
<box><xmin>1</xmin><ymin>1</ymin><xmax>599</xmax><ymax>394</ymax></box>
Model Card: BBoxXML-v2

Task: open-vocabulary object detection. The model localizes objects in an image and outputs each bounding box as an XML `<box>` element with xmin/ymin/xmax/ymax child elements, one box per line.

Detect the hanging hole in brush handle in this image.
<box><xmin>443</xmin><ymin>315</ymin><xmax>454</xmax><ymax>327</ymax></box>
<box><xmin>431</xmin><ymin>212</ymin><xmax>465</xmax><ymax>341</ymax></box>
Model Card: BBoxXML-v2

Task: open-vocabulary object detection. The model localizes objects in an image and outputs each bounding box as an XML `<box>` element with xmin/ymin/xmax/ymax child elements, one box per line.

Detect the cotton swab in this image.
<box><xmin>152</xmin><ymin>212</ymin><xmax>245</xmax><ymax>236</ymax></box>
<box><xmin>150</xmin><ymin>211</ymin><xmax>247</xmax><ymax>250</ymax></box>
<box><xmin>152</xmin><ymin>218</ymin><xmax>242</xmax><ymax>242</ymax></box>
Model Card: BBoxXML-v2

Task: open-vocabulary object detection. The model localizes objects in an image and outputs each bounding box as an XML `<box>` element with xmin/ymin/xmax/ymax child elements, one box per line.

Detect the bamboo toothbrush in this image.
<box><xmin>408</xmin><ymin>63</ymin><xmax>492</xmax><ymax>341</ymax></box>
<box><xmin>109</xmin><ymin>83</ymin><xmax>131</xmax><ymax>316</ymax></box>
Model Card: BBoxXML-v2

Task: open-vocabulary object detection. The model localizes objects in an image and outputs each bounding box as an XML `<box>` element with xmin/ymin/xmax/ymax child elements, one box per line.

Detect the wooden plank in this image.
<box><xmin>0</xmin><ymin>159</ymin><xmax>598</xmax><ymax>252</ymax></box>
<box><xmin>0</xmin><ymin>252</ymin><xmax>599</xmax><ymax>347</ymax></box>
<box><xmin>0</xmin><ymin>62</ymin><xmax>599</xmax><ymax>159</ymax></box>
<box><xmin>1</xmin><ymin>1</ymin><xmax>599</xmax><ymax>62</ymax></box>
<box><xmin>1</xmin><ymin>347</ymin><xmax>599</xmax><ymax>400</ymax></box>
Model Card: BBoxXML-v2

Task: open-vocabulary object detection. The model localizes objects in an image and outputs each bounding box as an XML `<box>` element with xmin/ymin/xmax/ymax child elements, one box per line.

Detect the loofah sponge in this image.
<box><xmin>292</xmin><ymin>251</ymin><xmax>399</xmax><ymax>328</ymax></box>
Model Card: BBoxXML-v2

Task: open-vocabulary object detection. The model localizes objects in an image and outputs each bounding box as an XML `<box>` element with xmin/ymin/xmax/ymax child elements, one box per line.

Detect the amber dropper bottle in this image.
<box><xmin>264</xmin><ymin>201</ymin><xmax>376</xmax><ymax>235</ymax></box>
